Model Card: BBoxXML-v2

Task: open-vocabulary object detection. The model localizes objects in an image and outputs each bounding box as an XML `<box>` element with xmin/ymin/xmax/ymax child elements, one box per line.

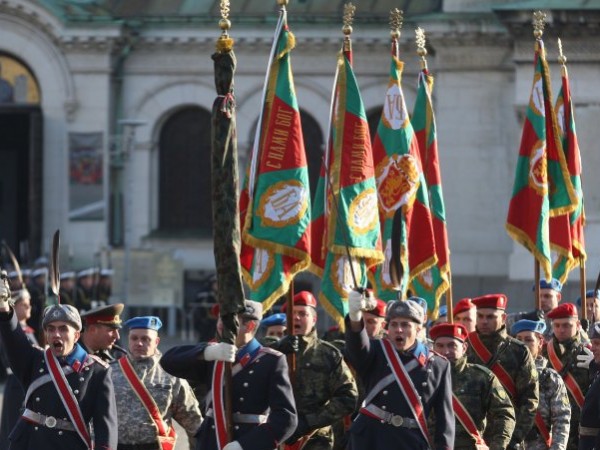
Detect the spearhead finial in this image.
<box><xmin>557</xmin><ymin>38</ymin><xmax>567</xmax><ymax>65</ymax></box>
<box><xmin>390</xmin><ymin>8</ymin><xmax>403</xmax><ymax>40</ymax></box>
<box><xmin>216</xmin><ymin>0</ymin><xmax>234</xmax><ymax>52</ymax></box>
<box><xmin>532</xmin><ymin>10</ymin><xmax>546</xmax><ymax>40</ymax></box>
<box><xmin>415</xmin><ymin>27</ymin><xmax>428</xmax><ymax>70</ymax></box>
<box><xmin>342</xmin><ymin>3</ymin><xmax>356</xmax><ymax>36</ymax></box>
<box><xmin>277</xmin><ymin>0</ymin><xmax>289</xmax><ymax>6</ymax></box>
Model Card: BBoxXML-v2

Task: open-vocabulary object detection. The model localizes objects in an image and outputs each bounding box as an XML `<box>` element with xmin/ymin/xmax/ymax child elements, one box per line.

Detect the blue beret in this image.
<box><xmin>577</xmin><ymin>290</ymin><xmax>600</xmax><ymax>306</ymax></box>
<box><xmin>511</xmin><ymin>319</ymin><xmax>546</xmax><ymax>336</ymax></box>
<box><xmin>438</xmin><ymin>305</ymin><xmax>447</xmax><ymax>317</ymax></box>
<box><xmin>533</xmin><ymin>278</ymin><xmax>562</xmax><ymax>292</ymax></box>
<box><xmin>261</xmin><ymin>313</ymin><xmax>286</xmax><ymax>328</ymax></box>
<box><xmin>124</xmin><ymin>316</ymin><xmax>162</xmax><ymax>331</ymax></box>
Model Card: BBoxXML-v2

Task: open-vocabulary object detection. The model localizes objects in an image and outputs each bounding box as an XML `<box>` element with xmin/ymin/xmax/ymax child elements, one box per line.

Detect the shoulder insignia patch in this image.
<box><xmin>88</xmin><ymin>354</ymin><xmax>109</xmax><ymax>368</ymax></box>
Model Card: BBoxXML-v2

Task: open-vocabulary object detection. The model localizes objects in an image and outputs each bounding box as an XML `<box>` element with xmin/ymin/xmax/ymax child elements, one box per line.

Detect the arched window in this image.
<box><xmin>299</xmin><ymin>109</ymin><xmax>324</xmax><ymax>197</ymax></box>
<box><xmin>158</xmin><ymin>106</ymin><xmax>212</xmax><ymax>236</ymax></box>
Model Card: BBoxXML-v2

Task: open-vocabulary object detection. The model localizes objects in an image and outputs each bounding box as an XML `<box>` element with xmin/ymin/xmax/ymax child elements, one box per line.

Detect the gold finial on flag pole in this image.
<box><xmin>277</xmin><ymin>0</ymin><xmax>289</xmax><ymax>6</ymax></box>
<box><xmin>390</xmin><ymin>8</ymin><xmax>403</xmax><ymax>40</ymax></box>
<box><xmin>216</xmin><ymin>0</ymin><xmax>234</xmax><ymax>52</ymax></box>
<box><xmin>342</xmin><ymin>2</ymin><xmax>356</xmax><ymax>52</ymax></box>
<box><xmin>557</xmin><ymin>38</ymin><xmax>567</xmax><ymax>65</ymax></box>
<box><xmin>532</xmin><ymin>10</ymin><xmax>546</xmax><ymax>39</ymax></box>
<box><xmin>415</xmin><ymin>27</ymin><xmax>428</xmax><ymax>70</ymax></box>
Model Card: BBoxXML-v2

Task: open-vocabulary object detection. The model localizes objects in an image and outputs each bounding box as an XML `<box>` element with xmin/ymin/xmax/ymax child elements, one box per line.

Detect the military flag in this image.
<box><xmin>506</xmin><ymin>36</ymin><xmax>577</xmax><ymax>282</ymax></box>
<box><xmin>410</xmin><ymin>68</ymin><xmax>450</xmax><ymax>316</ymax></box>
<box><xmin>310</xmin><ymin>25</ymin><xmax>384</xmax><ymax>328</ymax></box>
<box><xmin>240</xmin><ymin>7</ymin><xmax>311</xmax><ymax>311</ymax></box>
<box><xmin>211</xmin><ymin>25</ymin><xmax>246</xmax><ymax>345</ymax></box>
<box><xmin>551</xmin><ymin>47</ymin><xmax>586</xmax><ymax>283</ymax></box>
<box><xmin>369</xmin><ymin>43</ymin><xmax>437</xmax><ymax>307</ymax></box>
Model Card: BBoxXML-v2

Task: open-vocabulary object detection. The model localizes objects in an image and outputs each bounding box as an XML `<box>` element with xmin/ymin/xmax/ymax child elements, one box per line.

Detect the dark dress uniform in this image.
<box><xmin>579</xmin><ymin>366</ymin><xmax>600</xmax><ymax>450</ymax></box>
<box><xmin>344</xmin><ymin>319</ymin><xmax>454</xmax><ymax>450</ymax></box>
<box><xmin>160</xmin><ymin>338</ymin><xmax>297</xmax><ymax>450</ymax></box>
<box><xmin>0</xmin><ymin>308</ymin><xmax>118</xmax><ymax>449</ymax></box>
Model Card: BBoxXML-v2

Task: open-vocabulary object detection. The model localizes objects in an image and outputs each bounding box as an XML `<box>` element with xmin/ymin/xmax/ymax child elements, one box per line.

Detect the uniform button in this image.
<box><xmin>35</xmin><ymin>397</ymin><xmax>40</xmax><ymax>402</ymax></box>
<box><xmin>243</xmin><ymin>382</ymin><xmax>248</xmax><ymax>387</ymax></box>
<box><xmin>85</xmin><ymin>367</ymin><xmax>90</xmax><ymax>371</ymax></box>
<box><xmin>249</xmin><ymin>370</ymin><xmax>254</xmax><ymax>374</ymax></box>
<box><xmin>34</xmin><ymin>427</ymin><xmax>38</xmax><ymax>431</ymax></box>
<box><xmin>380</xmin><ymin>420</ymin><xmax>385</xmax><ymax>424</ymax></box>
<box><xmin>422</xmin><ymin>382</ymin><xmax>427</xmax><ymax>387</ymax></box>
<box><xmin>211</xmin><ymin>425</ymin><xmax>215</xmax><ymax>429</ymax></box>
<box><xmin>306</xmin><ymin>363</ymin><xmax>311</xmax><ymax>367</ymax></box>
<box><xmin>239</xmin><ymin>397</ymin><xmax>244</xmax><ymax>402</ymax></box>
<box><xmin>74</xmin><ymin>390</ymin><xmax>79</xmax><ymax>394</ymax></box>
<box><xmin>39</xmin><ymin>368</ymin><xmax>44</xmax><ymax>373</ymax></box>
<box><xmin>79</xmin><ymin>378</ymin><xmax>85</xmax><ymax>382</ymax></box>
<box><xmin>382</xmin><ymin>405</ymin><xmax>387</xmax><ymax>410</ymax></box>
<box><xmin>382</xmin><ymin>390</ymin><xmax>388</xmax><ymax>395</ymax></box>
<box><xmin>58</xmin><ymin>431</ymin><xmax>63</xmax><ymax>436</ymax></box>
<box><xmin>234</xmin><ymin>425</ymin><xmax>239</xmax><ymax>430</ymax></box>
<box><xmin>427</xmin><ymin>369</ymin><xmax>432</xmax><ymax>373</ymax></box>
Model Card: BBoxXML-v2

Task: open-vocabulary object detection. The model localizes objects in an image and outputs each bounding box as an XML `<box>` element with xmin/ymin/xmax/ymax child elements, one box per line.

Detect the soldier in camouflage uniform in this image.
<box><xmin>466</xmin><ymin>294</ymin><xmax>539</xmax><ymax>450</ymax></box>
<box><xmin>273</xmin><ymin>291</ymin><xmax>358</xmax><ymax>450</ymax></box>
<box><xmin>544</xmin><ymin>303</ymin><xmax>594</xmax><ymax>450</ymax></box>
<box><xmin>512</xmin><ymin>319</ymin><xmax>570</xmax><ymax>450</ymax></box>
<box><xmin>111</xmin><ymin>316</ymin><xmax>202</xmax><ymax>450</ymax></box>
<box><xmin>431</xmin><ymin>322</ymin><xmax>515</xmax><ymax>450</ymax></box>
<box><xmin>579</xmin><ymin>322</ymin><xmax>600</xmax><ymax>450</ymax></box>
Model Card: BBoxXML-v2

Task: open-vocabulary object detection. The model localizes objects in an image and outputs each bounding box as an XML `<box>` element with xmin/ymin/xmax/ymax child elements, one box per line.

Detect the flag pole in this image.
<box><xmin>535</xmin><ymin>260</ymin><xmax>541</xmax><ymax>311</ymax></box>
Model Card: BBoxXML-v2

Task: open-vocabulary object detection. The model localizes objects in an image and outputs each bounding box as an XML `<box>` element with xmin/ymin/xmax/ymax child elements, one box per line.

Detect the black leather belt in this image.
<box><xmin>22</xmin><ymin>409</ymin><xmax>76</xmax><ymax>432</ymax></box>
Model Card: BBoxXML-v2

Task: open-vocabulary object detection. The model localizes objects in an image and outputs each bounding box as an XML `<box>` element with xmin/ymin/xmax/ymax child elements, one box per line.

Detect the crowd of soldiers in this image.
<box><xmin>1</xmin><ymin>266</ymin><xmax>600</xmax><ymax>450</ymax></box>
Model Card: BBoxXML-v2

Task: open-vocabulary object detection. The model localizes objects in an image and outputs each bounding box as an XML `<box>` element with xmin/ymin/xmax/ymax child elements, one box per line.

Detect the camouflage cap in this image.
<box><xmin>386</xmin><ymin>299</ymin><xmax>424</xmax><ymax>324</ymax></box>
<box><xmin>42</xmin><ymin>304</ymin><xmax>82</xmax><ymax>331</ymax></box>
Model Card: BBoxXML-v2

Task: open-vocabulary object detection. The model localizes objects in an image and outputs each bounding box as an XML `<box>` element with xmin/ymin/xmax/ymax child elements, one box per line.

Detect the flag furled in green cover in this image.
<box><xmin>410</xmin><ymin>70</ymin><xmax>450</xmax><ymax>316</ymax></box>
<box><xmin>310</xmin><ymin>42</ymin><xmax>383</xmax><ymax>328</ymax></box>
<box><xmin>551</xmin><ymin>60</ymin><xmax>586</xmax><ymax>283</ymax></box>
<box><xmin>506</xmin><ymin>39</ymin><xmax>577</xmax><ymax>281</ymax></box>
<box><xmin>369</xmin><ymin>53</ymin><xmax>437</xmax><ymax>305</ymax></box>
<box><xmin>240</xmin><ymin>11</ymin><xmax>311</xmax><ymax>311</ymax></box>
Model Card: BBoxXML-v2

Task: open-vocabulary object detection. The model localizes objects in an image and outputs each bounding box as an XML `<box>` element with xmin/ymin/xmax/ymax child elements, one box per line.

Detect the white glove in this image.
<box><xmin>577</xmin><ymin>347</ymin><xmax>594</xmax><ymax>369</ymax></box>
<box><xmin>0</xmin><ymin>272</ymin><xmax>10</xmax><ymax>308</ymax></box>
<box><xmin>204</xmin><ymin>342</ymin><xmax>236</xmax><ymax>362</ymax></box>
<box><xmin>223</xmin><ymin>441</ymin><xmax>243</xmax><ymax>450</ymax></box>
<box><xmin>348</xmin><ymin>290</ymin><xmax>366</xmax><ymax>322</ymax></box>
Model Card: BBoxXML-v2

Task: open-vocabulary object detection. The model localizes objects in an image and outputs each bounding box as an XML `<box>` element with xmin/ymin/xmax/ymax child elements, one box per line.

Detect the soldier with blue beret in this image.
<box><xmin>0</xmin><ymin>272</ymin><xmax>117</xmax><ymax>449</ymax></box>
<box><xmin>512</xmin><ymin>319</ymin><xmax>570</xmax><ymax>450</ymax></box>
<box><xmin>112</xmin><ymin>315</ymin><xmax>202</xmax><ymax>450</ymax></box>
<box><xmin>260</xmin><ymin>313</ymin><xmax>286</xmax><ymax>341</ymax></box>
<box><xmin>160</xmin><ymin>300</ymin><xmax>298</xmax><ymax>450</ymax></box>
<box><xmin>577</xmin><ymin>290</ymin><xmax>600</xmax><ymax>324</ymax></box>
<box><xmin>346</xmin><ymin>293</ymin><xmax>454</xmax><ymax>449</ymax></box>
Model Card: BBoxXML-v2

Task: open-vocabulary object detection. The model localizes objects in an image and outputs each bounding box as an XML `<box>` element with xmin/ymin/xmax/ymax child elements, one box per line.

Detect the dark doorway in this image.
<box><xmin>0</xmin><ymin>106</ymin><xmax>43</xmax><ymax>262</ymax></box>
<box><xmin>299</xmin><ymin>109</ymin><xmax>323</xmax><ymax>198</ymax></box>
<box><xmin>158</xmin><ymin>106</ymin><xmax>212</xmax><ymax>236</ymax></box>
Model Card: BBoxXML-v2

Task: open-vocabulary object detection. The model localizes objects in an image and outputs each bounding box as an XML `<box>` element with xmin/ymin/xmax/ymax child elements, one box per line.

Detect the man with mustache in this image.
<box><xmin>0</xmin><ymin>269</ymin><xmax>117</xmax><ymax>449</ymax></box>
<box><xmin>345</xmin><ymin>293</ymin><xmax>454</xmax><ymax>450</ymax></box>
<box><xmin>466</xmin><ymin>293</ymin><xmax>539</xmax><ymax>450</ymax></box>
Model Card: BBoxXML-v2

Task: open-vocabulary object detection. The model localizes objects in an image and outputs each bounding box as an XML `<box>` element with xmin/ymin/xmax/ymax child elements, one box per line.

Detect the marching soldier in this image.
<box><xmin>0</xmin><ymin>271</ymin><xmax>117</xmax><ymax>449</ymax></box>
<box><xmin>466</xmin><ymin>294</ymin><xmax>539</xmax><ymax>450</ymax></box>
<box><xmin>97</xmin><ymin>269</ymin><xmax>113</xmax><ymax>303</ymax></box>
<box><xmin>345</xmin><ymin>293</ymin><xmax>454</xmax><ymax>449</ymax></box>
<box><xmin>512</xmin><ymin>319</ymin><xmax>570</xmax><ymax>450</ymax></box>
<box><xmin>58</xmin><ymin>272</ymin><xmax>84</xmax><ymax>308</ymax></box>
<box><xmin>79</xmin><ymin>303</ymin><xmax>126</xmax><ymax>362</ymax></box>
<box><xmin>431</xmin><ymin>322</ymin><xmax>515</xmax><ymax>450</ymax></box>
<box><xmin>362</xmin><ymin>296</ymin><xmax>387</xmax><ymax>339</ymax></box>
<box><xmin>160</xmin><ymin>300</ymin><xmax>298</xmax><ymax>450</ymax></box>
<box><xmin>112</xmin><ymin>316</ymin><xmax>202</xmax><ymax>450</ymax></box>
<box><xmin>272</xmin><ymin>291</ymin><xmax>358</xmax><ymax>449</ymax></box>
<box><xmin>454</xmin><ymin>298</ymin><xmax>477</xmax><ymax>333</ymax></box>
<box><xmin>544</xmin><ymin>303</ymin><xmax>593</xmax><ymax>450</ymax></box>
<box><xmin>76</xmin><ymin>268</ymin><xmax>96</xmax><ymax>311</ymax></box>
<box><xmin>579</xmin><ymin>322</ymin><xmax>600</xmax><ymax>450</ymax></box>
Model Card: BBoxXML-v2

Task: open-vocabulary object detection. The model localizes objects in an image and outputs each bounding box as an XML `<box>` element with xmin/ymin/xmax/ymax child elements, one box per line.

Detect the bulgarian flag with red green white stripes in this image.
<box><xmin>551</xmin><ymin>60</ymin><xmax>586</xmax><ymax>283</ymax></box>
<box><xmin>409</xmin><ymin>70</ymin><xmax>450</xmax><ymax>317</ymax></box>
<box><xmin>506</xmin><ymin>39</ymin><xmax>577</xmax><ymax>282</ymax></box>
<box><xmin>369</xmin><ymin>52</ymin><xmax>437</xmax><ymax>306</ymax></box>
<box><xmin>240</xmin><ymin>10</ymin><xmax>311</xmax><ymax>310</ymax></box>
<box><xmin>310</xmin><ymin>42</ymin><xmax>383</xmax><ymax>328</ymax></box>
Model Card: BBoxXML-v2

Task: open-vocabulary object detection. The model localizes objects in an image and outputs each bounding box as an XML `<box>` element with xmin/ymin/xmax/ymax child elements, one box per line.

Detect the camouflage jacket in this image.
<box><xmin>466</xmin><ymin>326</ymin><xmax>539</xmax><ymax>444</ymax></box>
<box><xmin>111</xmin><ymin>351</ymin><xmax>203</xmax><ymax>445</ymax></box>
<box><xmin>524</xmin><ymin>356</ymin><xmax>570</xmax><ymax>450</ymax></box>
<box><xmin>451</xmin><ymin>355</ymin><xmax>515</xmax><ymax>450</ymax></box>
<box><xmin>543</xmin><ymin>334</ymin><xmax>591</xmax><ymax>450</ymax></box>
<box><xmin>294</xmin><ymin>327</ymin><xmax>358</xmax><ymax>447</ymax></box>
